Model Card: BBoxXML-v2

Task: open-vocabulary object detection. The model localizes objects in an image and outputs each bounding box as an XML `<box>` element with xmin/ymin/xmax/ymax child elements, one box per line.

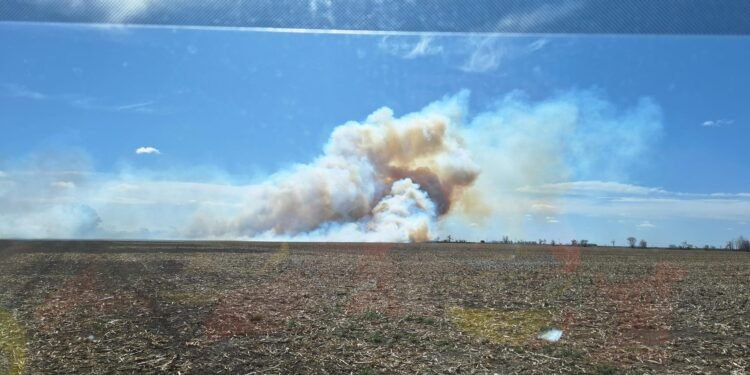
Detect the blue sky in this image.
<box><xmin>1</xmin><ymin>22</ymin><xmax>749</xmax><ymax>246</ymax></box>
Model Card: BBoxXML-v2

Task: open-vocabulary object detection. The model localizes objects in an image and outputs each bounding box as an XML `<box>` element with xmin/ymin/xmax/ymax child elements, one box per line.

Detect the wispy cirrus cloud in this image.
<box><xmin>378</xmin><ymin>34</ymin><xmax>549</xmax><ymax>74</ymax></box>
<box><xmin>378</xmin><ymin>35</ymin><xmax>444</xmax><ymax>59</ymax></box>
<box><xmin>2</xmin><ymin>82</ymin><xmax>156</xmax><ymax>113</ymax></box>
<box><xmin>460</xmin><ymin>37</ymin><xmax>550</xmax><ymax>73</ymax></box>
<box><xmin>460</xmin><ymin>37</ymin><xmax>506</xmax><ymax>73</ymax></box>
<box><xmin>701</xmin><ymin>119</ymin><xmax>734</xmax><ymax>128</ymax></box>
<box><xmin>520</xmin><ymin>182</ymin><xmax>750</xmax><ymax>221</ymax></box>
<box><xmin>518</xmin><ymin>181</ymin><xmax>668</xmax><ymax>196</ymax></box>
<box><xmin>2</xmin><ymin>83</ymin><xmax>46</xmax><ymax>100</ymax></box>
<box><xmin>114</xmin><ymin>101</ymin><xmax>156</xmax><ymax>113</ymax></box>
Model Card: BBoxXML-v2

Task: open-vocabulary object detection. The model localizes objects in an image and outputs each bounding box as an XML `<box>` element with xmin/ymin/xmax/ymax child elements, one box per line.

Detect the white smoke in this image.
<box><xmin>187</xmin><ymin>95</ymin><xmax>478</xmax><ymax>241</ymax></box>
<box><xmin>0</xmin><ymin>90</ymin><xmax>665</xmax><ymax>242</ymax></box>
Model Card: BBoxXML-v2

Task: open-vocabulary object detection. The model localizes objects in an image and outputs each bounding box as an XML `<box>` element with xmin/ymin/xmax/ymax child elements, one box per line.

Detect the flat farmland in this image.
<box><xmin>0</xmin><ymin>240</ymin><xmax>748</xmax><ymax>374</ymax></box>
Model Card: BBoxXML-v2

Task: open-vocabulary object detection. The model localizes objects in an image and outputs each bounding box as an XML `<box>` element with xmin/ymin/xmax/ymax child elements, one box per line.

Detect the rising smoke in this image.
<box><xmin>0</xmin><ymin>90</ymin><xmax>663</xmax><ymax>241</ymax></box>
<box><xmin>187</xmin><ymin>94</ymin><xmax>479</xmax><ymax>241</ymax></box>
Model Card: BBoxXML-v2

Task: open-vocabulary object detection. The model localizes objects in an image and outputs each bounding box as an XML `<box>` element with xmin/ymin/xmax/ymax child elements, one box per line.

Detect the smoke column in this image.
<box><xmin>188</xmin><ymin>93</ymin><xmax>479</xmax><ymax>241</ymax></box>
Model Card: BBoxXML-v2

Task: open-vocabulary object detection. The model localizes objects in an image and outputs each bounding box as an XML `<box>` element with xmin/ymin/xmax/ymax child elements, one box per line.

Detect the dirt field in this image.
<box><xmin>0</xmin><ymin>240</ymin><xmax>748</xmax><ymax>374</ymax></box>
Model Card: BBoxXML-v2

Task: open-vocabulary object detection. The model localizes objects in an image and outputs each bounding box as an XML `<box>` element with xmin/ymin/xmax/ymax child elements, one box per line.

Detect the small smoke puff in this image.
<box><xmin>135</xmin><ymin>146</ymin><xmax>160</xmax><ymax>155</ymax></box>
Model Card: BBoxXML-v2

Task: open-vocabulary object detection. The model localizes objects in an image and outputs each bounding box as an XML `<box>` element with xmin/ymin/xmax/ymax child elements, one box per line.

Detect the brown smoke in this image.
<box><xmin>186</xmin><ymin>99</ymin><xmax>480</xmax><ymax>241</ymax></box>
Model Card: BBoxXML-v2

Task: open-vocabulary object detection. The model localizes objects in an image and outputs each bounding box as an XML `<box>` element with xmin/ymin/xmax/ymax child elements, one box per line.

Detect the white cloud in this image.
<box><xmin>508</xmin><ymin>180</ymin><xmax>750</xmax><ymax>226</ymax></box>
<box><xmin>637</xmin><ymin>220</ymin><xmax>655</xmax><ymax>229</ymax></box>
<box><xmin>702</xmin><ymin>119</ymin><xmax>734</xmax><ymax>127</ymax></box>
<box><xmin>378</xmin><ymin>35</ymin><xmax>444</xmax><ymax>59</ymax></box>
<box><xmin>551</xmin><ymin>193</ymin><xmax>750</xmax><ymax>222</ymax></box>
<box><xmin>135</xmin><ymin>146</ymin><xmax>160</xmax><ymax>155</ymax></box>
<box><xmin>518</xmin><ymin>181</ymin><xmax>667</xmax><ymax>196</ymax></box>
<box><xmin>545</xmin><ymin>216</ymin><xmax>560</xmax><ymax>224</ymax></box>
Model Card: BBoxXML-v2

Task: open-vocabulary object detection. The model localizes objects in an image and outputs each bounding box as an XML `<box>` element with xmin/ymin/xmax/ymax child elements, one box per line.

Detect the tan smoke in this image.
<box><xmin>187</xmin><ymin>96</ymin><xmax>480</xmax><ymax>242</ymax></box>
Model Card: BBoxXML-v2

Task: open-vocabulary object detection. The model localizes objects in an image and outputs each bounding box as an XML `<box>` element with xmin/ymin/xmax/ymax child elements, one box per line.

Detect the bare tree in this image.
<box><xmin>735</xmin><ymin>236</ymin><xmax>750</xmax><ymax>251</ymax></box>
<box><xmin>627</xmin><ymin>237</ymin><xmax>637</xmax><ymax>248</ymax></box>
<box><xmin>639</xmin><ymin>239</ymin><xmax>647</xmax><ymax>249</ymax></box>
<box><xmin>580</xmin><ymin>239</ymin><xmax>589</xmax><ymax>247</ymax></box>
<box><xmin>571</xmin><ymin>239</ymin><xmax>578</xmax><ymax>246</ymax></box>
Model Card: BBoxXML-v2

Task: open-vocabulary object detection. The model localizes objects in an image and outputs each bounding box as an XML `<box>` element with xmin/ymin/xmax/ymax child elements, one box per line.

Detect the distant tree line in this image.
<box><xmin>725</xmin><ymin>236</ymin><xmax>750</xmax><ymax>251</ymax></box>
<box><xmin>436</xmin><ymin>234</ymin><xmax>750</xmax><ymax>252</ymax></box>
<box><xmin>663</xmin><ymin>236</ymin><xmax>750</xmax><ymax>251</ymax></box>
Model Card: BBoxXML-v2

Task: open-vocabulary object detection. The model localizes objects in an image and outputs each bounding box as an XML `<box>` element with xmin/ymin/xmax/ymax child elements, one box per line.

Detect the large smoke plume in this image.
<box><xmin>0</xmin><ymin>90</ymin><xmax>664</xmax><ymax>242</ymax></box>
<box><xmin>188</xmin><ymin>95</ymin><xmax>479</xmax><ymax>241</ymax></box>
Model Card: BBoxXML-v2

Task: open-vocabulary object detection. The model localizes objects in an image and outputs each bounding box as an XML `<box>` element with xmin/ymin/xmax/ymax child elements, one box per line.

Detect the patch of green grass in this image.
<box><xmin>0</xmin><ymin>309</ymin><xmax>26</xmax><ymax>375</ymax></box>
<box><xmin>448</xmin><ymin>307</ymin><xmax>552</xmax><ymax>346</ymax></box>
